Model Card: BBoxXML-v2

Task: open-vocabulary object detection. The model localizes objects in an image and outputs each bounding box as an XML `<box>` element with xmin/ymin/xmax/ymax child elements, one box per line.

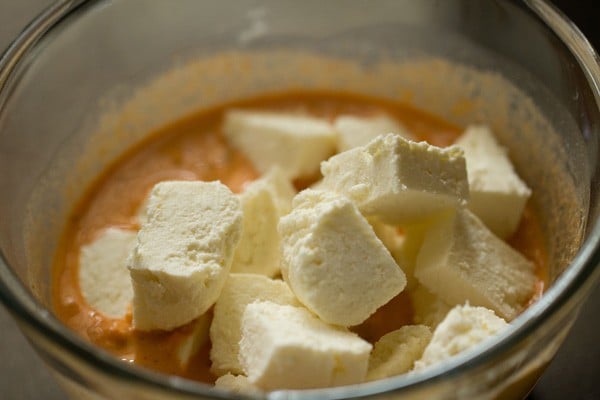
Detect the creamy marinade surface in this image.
<box><xmin>52</xmin><ymin>90</ymin><xmax>547</xmax><ymax>389</ymax></box>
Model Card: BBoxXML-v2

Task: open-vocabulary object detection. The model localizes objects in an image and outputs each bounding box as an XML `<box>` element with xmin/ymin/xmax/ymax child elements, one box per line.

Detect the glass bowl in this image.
<box><xmin>1</xmin><ymin>0</ymin><xmax>599</xmax><ymax>399</ymax></box>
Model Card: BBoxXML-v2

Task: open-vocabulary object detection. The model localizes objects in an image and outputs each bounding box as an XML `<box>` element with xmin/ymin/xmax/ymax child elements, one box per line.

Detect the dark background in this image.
<box><xmin>553</xmin><ymin>0</ymin><xmax>598</xmax><ymax>46</ymax></box>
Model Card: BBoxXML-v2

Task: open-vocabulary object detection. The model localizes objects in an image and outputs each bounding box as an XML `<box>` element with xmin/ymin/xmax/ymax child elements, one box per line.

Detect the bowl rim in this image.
<box><xmin>0</xmin><ymin>0</ymin><xmax>599</xmax><ymax>398</ymax></box>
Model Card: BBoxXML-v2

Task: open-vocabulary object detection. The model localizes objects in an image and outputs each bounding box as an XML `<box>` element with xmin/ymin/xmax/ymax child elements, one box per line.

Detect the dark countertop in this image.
<box><xmin>0</xmin><ymin>1</ymin><xmax>598</xmax><ymax>399</ymax></box>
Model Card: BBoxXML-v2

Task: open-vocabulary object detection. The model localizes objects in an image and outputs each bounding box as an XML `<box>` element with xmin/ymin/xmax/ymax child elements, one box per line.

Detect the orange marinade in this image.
<box><xmin>52</xmin><ymin>90</ymin><xmax>548</xmax><ymax>384</ymax></box>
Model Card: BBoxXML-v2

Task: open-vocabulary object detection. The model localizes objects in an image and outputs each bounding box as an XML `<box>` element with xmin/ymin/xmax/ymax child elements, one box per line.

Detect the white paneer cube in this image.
<box><xmin>136</xmin><ymin>171</ymin><xmax>198</xmax><ymax>226</ymax></box>
<box><xmin>129</xmin><ymin>181</ymin><xmax>242</xmax><ymax>331</ymax></box>
<box><xmin>239</xmin><ymin>301</ymin><xmax>372</xmax><ymax>390</ymax></box>
<box><xmin>334</xmin><ymin>114</ymin><xmax>413</xmax><ymax>152</ymax></box>
<box><xmin>176</xmin><ymin>313</ymin><xmax>212</xmax><ymax>369</ymax></box>
<box><xmin>408</xmin><ymin>284</ymin><xmax>452</xmax><ymax>329</ymax></box>
<box><xmin>455</xmin><ymin>125</ymin><xmax>532</xmax><ymax>239</ymax></box>
<box><xmin>224</xmin><ymin>110</ymin><xmax>337</xmax><ymax>179</ymax></box>
<box><xmin>231</xmin><ymin>168</ymin><xmax>296</xmax><ymax>276</ymax></box>
<box><xmin>367</xmin><ymin>325</ymin><xmax>432</xmax><ymax>381</ymax></box>
<box><xmin>79</xmin><ymin>228</ymin><xmax>136</xmax><ymax>318</ymax></box>
<box><xmin>210</xmin><ymin>273</ymin><xmax>299</xmax><ymax>376</ymax></box>
<box><xmin>279</xmin><ymin>189</ymin><xmax>406</xmax><ymax>326</ymax></box>
<box><xmin>413</xmin><ymin>304</ymin><xmax>508</xmax><ymax>370</ymax></box>
<box><xmin>215</xmin><ymin>374</ymin><xmax>262</xmax><ymax>395</ymax></box>
<box><xmin>414</xmin><ymin>208</ymin><xmax>536</xmax><ymax>321</ymax></box>
<box><xmin>320</xmin><ymin>133</ymin><xmax>469</xmax><ymax>224</ymax></box>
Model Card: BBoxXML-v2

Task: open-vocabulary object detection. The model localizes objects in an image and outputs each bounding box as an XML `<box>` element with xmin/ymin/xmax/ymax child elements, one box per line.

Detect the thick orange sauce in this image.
<box><xmin>52</xmin><ymin>90</ymin><xmax>547</xmax><ymax>384</ymax></box>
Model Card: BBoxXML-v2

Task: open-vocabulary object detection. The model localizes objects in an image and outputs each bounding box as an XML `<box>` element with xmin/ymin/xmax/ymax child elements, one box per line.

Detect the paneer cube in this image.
<box><xmin>320</xmin><ymin>133</ymin><xmax>469</xmax><ymax>224</ymax></box>
<box><xmin>334</xmin><ymin>114</ymin><xmax>413</xmax><ymax>152</ymax></box>
<box><xmin>455</xmin><ymin>125</ymin><xmax>531</xmax><ymax>238</ymax></box>
<box><xmin>413</xmin><ymin>304</ymin><xmax>507</xmax><ymax>370</ymax></box>
<box><xmin>239</xmin><ymin>301</ymin><xmax>372</xmax><ymax>390</ymax></box>
<box><xmin>279</xmin><ymin>189</ymin><xmax>406</xmax><ymax>326</ymax></box>
<box><xmin>128</xmin><ymin>181</ymin><xmax>242</xmax><ymax>331</ymax></box>
<box><xmin>414</xmin><ymin>208</ymin><xmax>536</xmax><ymax>321</ymax></box>
<box><xmin>231</xmin><ymin>168</ymin><xmax>296</xmax><ymax>276</ymax></box>
<box><xmin>210</xmin><ymin>273</ymin><xmax>299</xmax><ymax>376</ymax></box>
<box><xmin>79</xmin><ymin>228</ymin><xmax>136</xmax><ymax>318</ymax></box>
<box><xmin>367</xmin><ymin>325</ymin><xmax>432</xmax><ymax>381</ymax></box>
<box><xmin>224</xmin><ymin>110</ymin><xmax>337</xmax><ymax>179</ymax></box>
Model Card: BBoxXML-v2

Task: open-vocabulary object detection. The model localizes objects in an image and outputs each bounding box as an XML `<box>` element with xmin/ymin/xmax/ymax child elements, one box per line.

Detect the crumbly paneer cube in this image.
<box><xmin>79</xmin><ymin>228</ymin><xmax>136</xmax><ymax>318</ymax></box>
<box><xmin>367</xmin><ymin>325</ymin><xmax>432</xmax><ymax>381</ymax></box>
<box><xmin>414</xmin><ymin>208</ymin><xmax>536</xmax><ymax>321</ymax></box>
<box><xmin>135</xmin><ymin>170</ymin><xmax>198</xmax><ymax>226</ymax></box>
<box><xmin>223</xmin><ymin>110</ymin><xmax>337</xmax><ymax>179</ymax></box>
<box><xmin>320</xmin><ymin>133</ymin><xmax>469</xmax><ymax>224</ymax></box>
<box><xmin>408</xmin><ymin>284</ymin><xmax>453</xmax><ymax>329</ymax></box>
<box><xmin>215</xmin><ymin>374</ymin><xmax>262</xmax><ymax>395</ymax></box>
<box><xmin>455</xmin><ymin>125</ymin><xmax>532</xmax><ymax>239</ymax></box>
<box><xmin>210</xmin><ymin>274</ymin><xmax>300</xmax><ymax>376</ymax></box>
<box><xmin>334</xmin><ymin>114</ymin><xmax>413</xmax><ymax>152</ymax></box>
<box><xmin>128</xmin><ymin>181</ymin><xmax>242</xmax><ymax>331</ymax></box>
<box><xmin>413</xmin><ymin>304</ymin><xmax>508</xmax><ymax>371</ymax></box>
<box><xmin>279</xmin><ymin>189</ymin><xmax>406</xmax><ymax>326</ymax></box>
<box><xmin>231</xmin><ymin>168</ymin><xmax>296</xmax><ymax>276</ymax></box>
<box><xmin>239</xmin><ymin>301</ymin><xmax>372</xmax><ymax>390</ymax></box>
